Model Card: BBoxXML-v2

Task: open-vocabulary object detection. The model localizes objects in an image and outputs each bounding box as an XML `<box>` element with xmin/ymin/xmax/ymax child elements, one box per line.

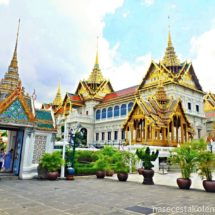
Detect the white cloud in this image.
<box><xmin>191</xmin><ymin>28</ymin><xmax>215</xmax><ymax>92</ymax></box>
<box><xmin>0</xmin><ymin>0</ymin><xmax>9</xmax><ymax>5</ymax></box>
<box><xmin>0</xmin><ymin>0</ymin><xmax>150</xmax><ymax>105</ymax></box>
<box><xmin>0</xmin><ymin>0</ymin><xmax>124</xmax><ymax>104</ymax></box>
<box><xmin>106</xmin><ymin>54</ymin><xmax>152</xmax><ymax>91</ymax></box>
<box><xmin>142</xmin><ymin>0</ymin><xmax>155</xmax><ymax>6</ymax></box>
<box><xmin>122</xmin><ymin>11</ymin><xmax>130</xmax><ymax>18</ymax></box>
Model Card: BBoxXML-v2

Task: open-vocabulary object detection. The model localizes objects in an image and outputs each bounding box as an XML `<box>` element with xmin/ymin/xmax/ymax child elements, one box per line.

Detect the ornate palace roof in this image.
<box><xmin>138</xmin><ymin>31</ymin><xmax>203</xmax><ymax>92</ymax></box>
<box><xmin>0</xmin><ymin>83</ymin><xmax>56</xmax><ymax>131</ymax></box>
<box><xmin>204</xmin><ymin>92</ymin><xmax>215</xmax><ymax>113</ymax></box>
<box><xmin>35</xmin><ymin>109</ymin><xmax>55</xmax><ymax>130</ymax></box>
<box><xmin>75</xmin><ymin>48</ymin><xmax>114</xmax><ymax>101</ymax></box>
<box><xmin>138</xmin><ymin>60</ymin><xmax>203</xmax><ymax>92</ymax></box>
<box><xmin>124</xmin><ymin>84</ymin><xmax>193</xmax><ymax>132</ymax></box>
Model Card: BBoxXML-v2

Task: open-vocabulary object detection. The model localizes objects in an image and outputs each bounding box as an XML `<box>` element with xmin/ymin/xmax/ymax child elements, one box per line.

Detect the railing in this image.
<box><xmin>89</xmin><ymin>141</ymin><xmax>126</xmax><ymax>150</ymax></box>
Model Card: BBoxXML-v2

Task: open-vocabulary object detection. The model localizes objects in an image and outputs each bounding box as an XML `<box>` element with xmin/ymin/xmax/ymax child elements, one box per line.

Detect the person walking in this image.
<box><xmin>0</xmin><ymin>148</ymin><xmax>5</xmax><ymax>170</ymax></box>
<box><xmin>4</xmin><ymin>149</ymin><xmax>13</xmax><ymax>172</ymax></box>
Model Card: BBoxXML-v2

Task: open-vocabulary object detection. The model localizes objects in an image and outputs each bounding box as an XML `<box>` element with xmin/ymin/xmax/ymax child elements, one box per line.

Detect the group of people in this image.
<box><xmin>0</xmin><ymin>148</ymin><xmax>13</xmax><ymax>172</ymax></box>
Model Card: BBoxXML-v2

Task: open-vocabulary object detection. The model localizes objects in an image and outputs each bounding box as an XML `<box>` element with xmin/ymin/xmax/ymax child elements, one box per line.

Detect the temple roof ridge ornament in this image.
<box><xmin>161</xmin><ymin>30</ymin><xmax>180</xmax><ymax>67</ymax></box>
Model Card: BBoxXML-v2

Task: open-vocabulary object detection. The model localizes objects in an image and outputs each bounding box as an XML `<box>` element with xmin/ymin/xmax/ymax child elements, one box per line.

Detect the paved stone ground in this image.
<box><xmin>0</xmin><ymin>176</ymin><xmax>215</xmax><ymax>215</ymax></box>
<box><xmin>110</xmin><ymin>172</ymin><xmax>215</xmax><ymax>190</ymax></box>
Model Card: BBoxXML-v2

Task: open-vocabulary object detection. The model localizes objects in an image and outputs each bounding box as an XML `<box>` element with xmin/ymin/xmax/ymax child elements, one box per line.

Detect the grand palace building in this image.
<box><xmin>46</xmin><ymin>31</ymin><xmax>209</xmax><ymax>148</ymax></box>
<box><xmin>1</xmin><ymin>21</ymin><xmax>215</xmax><ymax>179</ymax></box>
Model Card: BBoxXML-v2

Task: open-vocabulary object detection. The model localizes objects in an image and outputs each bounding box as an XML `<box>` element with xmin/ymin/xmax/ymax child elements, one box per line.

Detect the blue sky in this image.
<box><xmin>0</xmin><ymin>0</ymin><xmax>215</xmax><ymax>104</ymax></box>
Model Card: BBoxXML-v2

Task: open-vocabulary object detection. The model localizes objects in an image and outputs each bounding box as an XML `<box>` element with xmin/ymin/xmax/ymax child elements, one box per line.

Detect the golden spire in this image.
<box><xmin>9</xmin><ymin>19</ymin><xmax>20</xmax><ymax>70</ymax></box>
<box><xmin>94</xmin><ymin>36</ymin><xmax>99</xmax><ymax>69</ymax></box>
<box><xmin>162</xmin><ymin>19</ymin><xmax>180</xmax><ymax>67</ymax></box>
<box><xmin>53</xmin><ymin>82</ymin><xmax>62</xmax><ymax>106</ymax></box>
<box><xmin>87</xmin><ymin>37</ymin><xmax>104</xmax><ymax>85</ymax></box>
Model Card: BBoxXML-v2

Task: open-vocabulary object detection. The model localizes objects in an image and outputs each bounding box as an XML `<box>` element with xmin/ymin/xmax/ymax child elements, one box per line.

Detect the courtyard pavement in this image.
<box><xmin>0</xmin><ymin>175</ymin><xmax>215</xmax><ymax>215</ymax></box>
<box><xmin>109</xmin><ymin>172</ymin><xmax>215</xmax><ymax>190</ymax></box>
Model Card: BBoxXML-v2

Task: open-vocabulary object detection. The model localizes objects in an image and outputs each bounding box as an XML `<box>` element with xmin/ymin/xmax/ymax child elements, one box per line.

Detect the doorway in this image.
<box><xmin>0</xmin><ymin>128</ymin><xmax>24</xmax><ymax>176</ymax></box>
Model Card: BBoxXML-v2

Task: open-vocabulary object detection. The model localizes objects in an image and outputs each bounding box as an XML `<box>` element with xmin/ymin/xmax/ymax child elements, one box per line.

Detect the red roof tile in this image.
<box><xmin>55</xmin><ymin>107</ymin><xmax>64</xmax><ymax>115</ymax></box>
<box><xmin>70</xmin><ymin>95</ymin><xmax>82</xmax><ymax>101</ymax></box>
<box><xmin>103</xmin><ymin>85</ymin><xmax>137</xmax><ymax>101</ymax></box>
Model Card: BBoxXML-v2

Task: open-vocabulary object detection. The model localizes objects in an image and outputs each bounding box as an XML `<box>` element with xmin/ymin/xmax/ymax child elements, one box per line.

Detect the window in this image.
<box><xmin>196</xmin><ymin>105</ymin><xmax>199</xmax><ymax>112</ymax></box>
<box><xmin>121</xmin><ymin>130</ymin><xmax>125</xmax><ymax>140</ymax></box>
<box><xmin>86</xmin><ymin>111</ymin><xmax>88</xmax><ymax>115</ymax></box>
<box><xmin>108</xmin><ymin>131</ymin><xmax>111</xmax><ymax>141</ymax></box>
<box><xmin>96</xmin><ymin>110</ymin><xmax>100</xmax><ymax>120</ymax></box>
<box><xmin>96</xmin><ymin>133</ymin><xmax>99</xmax><ymax>141</ymax></box>
<box><xmin>107</xmin><ymin>107</ymin><xmax>113</xmax><ymax>118</ymax></box>
<box><xmin>102</xmin><ymin>108</ymin><xmax>106</xmax><ymax>119</ymax></box>
<box><xmin>102</xmin><ymin>132</ymin><xmax>105</xmax><ymax>141</ymax></box>
<box><xmin>114</xmin><ymin>131</ymin><xmax>118</xmax><ymax>140</ymax></box>
<box><xmin>121</xmin><ymin>104</ymin><xmax>127</xmax><ymax>116</ymax></box>
<box><xmin>114</xmin><ymin>106</ymin><xmax>119</xmax><ymax>117</ymax></box>
<box><xmin>188</xmin><ymin>102</ymin><xmax>191</xmax><ymax>110</ymax></box>
<box><xmin>128</xmin><ymin>102</ymin><xmax>134</xmax><ymax>112</ymax></box>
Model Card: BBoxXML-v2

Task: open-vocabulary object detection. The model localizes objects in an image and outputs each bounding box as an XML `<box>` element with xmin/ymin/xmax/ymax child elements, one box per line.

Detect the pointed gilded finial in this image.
<box><xmin>9</xmin><ymin>19</ymin><xmax>20</xmax><ymax>70</ymax></box>
<box><xmin>162</xmin><ymin>16</ymin><xmax>180</xmax><ymax>67</ymax></box>
<box><xmin>53</xmin><ymin>82</ymin><xmax>62</xmax><ymax>106</ymax></box>
<box><xmin>94</xmin><ymin>36</ymin><xmax>99</xmax><ymax>69</ymax></box>
<box><xmin>87</xmin><ymin>37</ymin><xmax>104</xmax><ymax>85</ymax></box>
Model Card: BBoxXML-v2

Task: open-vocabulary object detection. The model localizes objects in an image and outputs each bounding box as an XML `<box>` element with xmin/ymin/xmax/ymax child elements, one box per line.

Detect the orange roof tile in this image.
<box><xmin>103</xmin><ymin>85</ymin><xmax>137</xmax><ymax>102</ymax></box>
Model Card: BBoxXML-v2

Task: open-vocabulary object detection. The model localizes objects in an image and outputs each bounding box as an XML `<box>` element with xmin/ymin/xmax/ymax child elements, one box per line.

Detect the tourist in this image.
<box><xmin>0</xmin><ymin>148</ymin><xmax>5</xmax><ymax>170</ymax></box>
<box><xmin>4</xmin><ymin>149</ymin><xmax>13</xmax><ymax>172</ymax></box>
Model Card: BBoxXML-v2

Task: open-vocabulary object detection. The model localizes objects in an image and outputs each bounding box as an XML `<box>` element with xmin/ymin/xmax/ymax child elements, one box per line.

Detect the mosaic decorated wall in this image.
<box><xmin>32</xmin><ymin>135</ymin><xmax>47</xmax><ymax>164</ymax></box>
<box><xmin>0</xmin><ymin>99</ymin><xmax>28</xmax><ymax>122</ymax></box>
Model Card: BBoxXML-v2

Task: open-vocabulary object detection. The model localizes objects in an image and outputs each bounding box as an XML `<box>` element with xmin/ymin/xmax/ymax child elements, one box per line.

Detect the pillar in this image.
<box><xmin>145</xmin><ymin>120</ymin><xmax>148</xmax><ymax>141</ymax></box>
<box><xmin>171</xmin><ymin>120</ymin><xmax>174</xmax><ymax>143</ymax></box>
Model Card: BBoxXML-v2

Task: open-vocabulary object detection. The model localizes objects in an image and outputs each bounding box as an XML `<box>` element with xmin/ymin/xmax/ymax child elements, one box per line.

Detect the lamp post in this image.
<box><xmin>68</xmin><ymin>123</ymin><xmax>82</xmax><ymax>171</ymax></box>
<box><xmin>60</xmin><ymin>121</ymin><xmax>67</xmax><ymax>179</ymax></box>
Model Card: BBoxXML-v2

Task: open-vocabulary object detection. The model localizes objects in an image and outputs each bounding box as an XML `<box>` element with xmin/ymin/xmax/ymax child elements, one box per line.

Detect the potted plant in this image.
<box><xmin>115</xmin><ymin>160</ymin><xmax>129</xmax><ymax>181</ymax></box>
<box><xmin>113</xmin><ymin>150</ymin><xmax>135</xmax><ymax>182</ymax></box>
<box><xmin>39</xmin><ymin>151</ymin><xmax>64</xmax><ymax>180</ymax></box>
<box><xmin>169</xmin><ymin>142</ymin><xmax>197</xmax><ymax>189</ymax></box>
<box><xmin>136</xmin><ymin>147</ymin><xmax>159</xmax><ymax>185</ymax></box>
<box><xmin>66</xmin><ymin>162</ymin><xmax>75</xmax><ymax>180</ymax></box>
<box><xmin>105</xmin><ymin>166</ymin><xmax>114</xmax><ymax>177</ymax></box>
<box><xmin>197</xmin><ymin>150</ymin><xmax>215</xmax><ymax>192</ymax></box>
<box><xmin>94</xmin><ymin>156</ymin><xmax>109</xmax><ymax>179</ymax></box>
<box><xmin>100</xmin><ymin>146</ymin><xmax>117</xmax><ymax>177</ymax></box>
<box><xmin>37</xmin><ymin>163</ymin><xmax>48</xmax><ymax>179</ymax></box>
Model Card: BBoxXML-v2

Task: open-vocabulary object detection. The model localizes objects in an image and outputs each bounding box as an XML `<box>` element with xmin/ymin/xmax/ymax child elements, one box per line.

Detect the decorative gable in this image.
<box><xmin>0</xmin><ymin>99</ymin><xmax>28</xmax><ymax>123</ymax></box>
